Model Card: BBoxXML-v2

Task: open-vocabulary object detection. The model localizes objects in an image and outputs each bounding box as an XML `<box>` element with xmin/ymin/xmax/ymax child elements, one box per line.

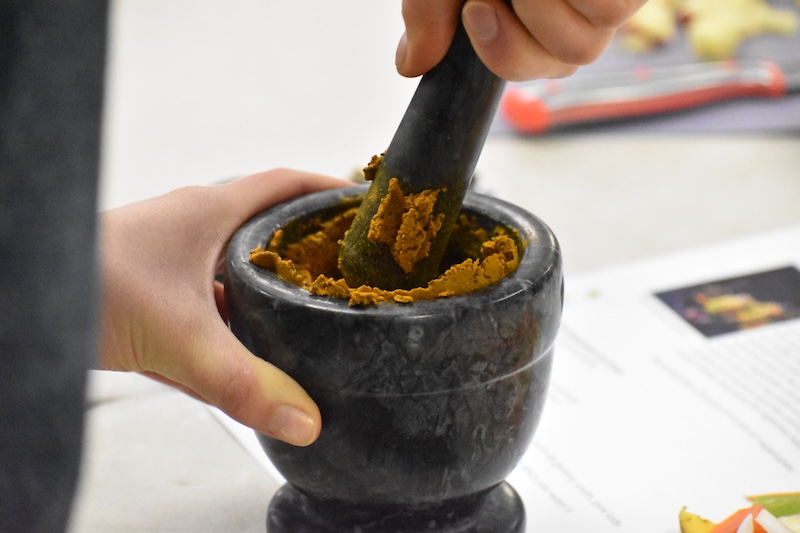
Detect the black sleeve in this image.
<box><xmin>0</xmin><ymin>1</ymin><xmax>108</xmax><ymax>531</ymax></box>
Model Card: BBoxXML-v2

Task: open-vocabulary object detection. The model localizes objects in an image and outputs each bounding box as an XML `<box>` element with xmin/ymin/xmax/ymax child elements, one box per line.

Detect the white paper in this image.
<box><xmin>510</xmin><ymin>224</ymin><xmax>800</xmax><ymax>532</ymax></box>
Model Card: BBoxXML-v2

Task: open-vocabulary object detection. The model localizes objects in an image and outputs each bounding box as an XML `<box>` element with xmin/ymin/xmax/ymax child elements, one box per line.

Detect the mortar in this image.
<box><xmin>224</xmin><ymin>185</ymin><xmax>563</xmax><ymax>532</ymax></box>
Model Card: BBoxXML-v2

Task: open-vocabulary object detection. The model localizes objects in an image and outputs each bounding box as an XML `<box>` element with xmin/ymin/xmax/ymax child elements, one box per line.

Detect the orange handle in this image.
<box><xmin>500</xmin><ymin>60</ymin><xmax>787</xmax><ymax>134</ymax></box>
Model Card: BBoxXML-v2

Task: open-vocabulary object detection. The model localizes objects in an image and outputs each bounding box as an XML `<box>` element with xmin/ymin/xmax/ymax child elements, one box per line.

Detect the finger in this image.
<box><xmin>214</xmin><ymin>279</ymin><xmax>228</xmax><ymax>324</ymax></box>
<box><xmin>463</xmin><ymin>0</ymin><xmax>578</xmax><ymax>81</ymax></box>
<box><xmin>511</xmin><ymin>0</ymin><xmax>616</xmax><ymax>66</ymax></box>
<box><xmin>101</xmin><ymin>169</ymin><xmax>350</xmax><ymax>293</ymax></box>
<box><xmin>188</xmin><ymin>170</ymin><xmax>352</xmax><ymax>286</ymax></box>
<box><xmin>568</xmin><ymin>0</ymin><xmax>647</xmax><ymax>30</ymax></box>
<box><xmin>210</xmin><ymin>169</ymin><xmax>352</xmax><ymax>237</ymax></box>
<box><xmin>396</xmin><ymin>0</ymin><xmax>462</xmax><ymax>77</ymax></box>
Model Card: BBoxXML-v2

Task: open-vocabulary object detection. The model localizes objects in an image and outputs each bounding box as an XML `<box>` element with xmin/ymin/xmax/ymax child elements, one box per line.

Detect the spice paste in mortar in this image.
<box><xmin>249</xmin><ymin>181</ymin><xmax>522</xmax><ymax>307</ymax></box>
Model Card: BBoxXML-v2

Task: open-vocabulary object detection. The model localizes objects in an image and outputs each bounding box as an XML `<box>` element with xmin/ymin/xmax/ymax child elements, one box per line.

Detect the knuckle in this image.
<box><xmin>548</xmin><ymin>27</ymin><xmax>613</xmax><ymax>66</ymax></box>
<box><xmin>591</xmin><ymin>8</ymin><xmax>629</xmax><ymax>29</ymax></box>
<box><xmin>544</xmin><ymin>63</ymin><xmax>580</xmax><ymax>79</ymax></box>
<box><xmin>557</xmin><ymin>41</ymin><xmax>603</xmax><ymax>66</ymax></box>
<box><xmin>578</xmin><ymin>0</ymin><xmax>644</xmax><ymax>29</ymax></box>
<box><xmin>216</xmin><ymin>362</ymin><xmax>255</xmax><ymax>420</ymax></box>
<box><xmin>498</xmin><ymin>60</ymin><xmax>578</xmax><ymax>82</ymax></box>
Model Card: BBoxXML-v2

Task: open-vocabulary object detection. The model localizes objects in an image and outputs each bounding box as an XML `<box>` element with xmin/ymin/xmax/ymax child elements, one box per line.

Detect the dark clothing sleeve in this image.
<box><xmin>0</xmin><ymin>1</ymin><xmax>108</xmax><ymax>531</ymax></box>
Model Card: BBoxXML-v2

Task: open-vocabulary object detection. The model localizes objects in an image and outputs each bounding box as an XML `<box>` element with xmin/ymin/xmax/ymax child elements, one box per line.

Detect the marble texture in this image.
<box><xmin>266</xmin><ymin>482</ymin><xmax>525</xmax><ymax>533</ymax></box>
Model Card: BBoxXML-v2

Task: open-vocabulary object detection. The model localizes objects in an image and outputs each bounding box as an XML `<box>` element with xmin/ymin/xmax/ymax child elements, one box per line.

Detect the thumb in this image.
<box><xmin>149</xmin><ymin>311</ymin><xmax>321</xmax><ymax>447</ymax></box>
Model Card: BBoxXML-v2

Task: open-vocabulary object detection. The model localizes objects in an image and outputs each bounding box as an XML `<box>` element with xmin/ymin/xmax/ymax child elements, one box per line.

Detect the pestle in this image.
<box><xmin>338</xmin><ymin>8</ymin><xmax>506</xmax><ymax>290</ymax></box>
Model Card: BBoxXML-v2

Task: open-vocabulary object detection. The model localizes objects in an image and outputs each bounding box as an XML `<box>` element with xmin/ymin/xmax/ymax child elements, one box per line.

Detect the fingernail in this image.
<box><xmin>463</xmin><ymin>2</ymin><xmax>499</xmax><ymax>44</ymax></box>
<box><xmin>395</xmin><ymin>32</ymin><xmax>408</xmax><ymax>70</ymax></box>
<box><xmin>269</xmin><ymin>405</ymin><xmax>317</xmax><ymax>447</ymax></box>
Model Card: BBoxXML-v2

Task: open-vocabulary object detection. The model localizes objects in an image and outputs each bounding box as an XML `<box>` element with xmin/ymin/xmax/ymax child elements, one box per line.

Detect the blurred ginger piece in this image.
<box><xmin>680</xmin><ymin>0</ymin><xmax>798</xmax><ymax>60</ymax></box>
<box><xmin>618</xmin><ymin>0</ymin><xmax>677</xmax><ymax>51</ymax></box>
<box><xmin>620</xmin><ymin>0</ymin><xmax>798</xmax><ymax>60</ymax></box>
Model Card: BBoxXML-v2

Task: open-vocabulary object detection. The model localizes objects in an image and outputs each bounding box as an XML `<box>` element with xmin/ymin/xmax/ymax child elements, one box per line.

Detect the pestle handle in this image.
<box><xmin>339</xmin><ymin>9</ymin><xmax>506</xmax><ymax>290</ymax></box>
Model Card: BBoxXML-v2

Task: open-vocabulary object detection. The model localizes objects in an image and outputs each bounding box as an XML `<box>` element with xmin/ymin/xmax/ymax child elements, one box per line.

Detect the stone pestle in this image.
<box><xmin>338</xmin><ymin>10</ymin><xmax>506</xmax><ymax>290</ymax></box>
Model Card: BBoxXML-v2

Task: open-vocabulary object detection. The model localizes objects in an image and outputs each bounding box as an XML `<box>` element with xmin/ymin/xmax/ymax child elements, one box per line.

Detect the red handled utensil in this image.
<box><xmin>500</xmin><ymin>59</ymin><xmax>799</xmax><ymax>134</ymax></box>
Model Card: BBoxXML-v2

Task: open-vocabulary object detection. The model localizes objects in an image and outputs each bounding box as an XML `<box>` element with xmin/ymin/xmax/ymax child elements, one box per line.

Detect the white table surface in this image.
<box><xmin>70</xmin><ymin>1</ymin><xmax>800</xmax><ymax>531</ymax></box>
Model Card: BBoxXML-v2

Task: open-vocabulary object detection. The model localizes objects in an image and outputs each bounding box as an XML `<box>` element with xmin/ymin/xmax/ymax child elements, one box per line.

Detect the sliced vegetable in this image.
<box><xmin>682</xmin><ymin>493</ymin><xmax>800</xmax><ymax>533</ymax></box>
<box><xmin>712</xmin><ymin>506</ymin><xmax>764</xmax><ymax>533</ymax></box>
<box><xmin>748</xmin><ymin>494</ymin><xmax>800</xmax><ymax>518</ymax></box>
<box><xmin>735</xmin><ymin>513</ymin><xmax>760</xmax><ymax>533</ymax></box>
<box><xmin>778</xmin><ymin>514</ymin><xmax>800</xmax><ymax>533</ymax></box>
<box><xmin>754</xmin><ymin>508</ymin><xmax>793</xmax><ymax>533</ymax></box>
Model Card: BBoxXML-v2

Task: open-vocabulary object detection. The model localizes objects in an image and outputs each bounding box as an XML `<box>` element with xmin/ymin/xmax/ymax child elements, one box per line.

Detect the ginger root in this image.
<box><xmin>618</xmin><ymin>0</ymin><xmax>677</xmax><ymax>52</ymax></box>
<box><xmin>620</xmin><ymin>0</ymin><xmax>798</xmax><ymax>60</ymax></box>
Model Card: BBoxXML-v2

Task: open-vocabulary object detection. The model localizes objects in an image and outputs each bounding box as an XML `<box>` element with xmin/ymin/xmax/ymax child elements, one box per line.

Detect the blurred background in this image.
<box><xmin>99</xmin><ymin>0</ymin><xmax>800</xmax><ymax>275</ymax></box>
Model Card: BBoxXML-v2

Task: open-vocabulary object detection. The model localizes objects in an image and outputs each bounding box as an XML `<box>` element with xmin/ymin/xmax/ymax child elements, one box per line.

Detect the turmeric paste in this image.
<box><xmin>367</xmin><ymin>178</ymin><xmax>445</xmax><ymax>275</ymax></box>
<box><xmin>249</xmin><ymin>204</ymin><xmax>521</xmax><ymax>307</ymax></box>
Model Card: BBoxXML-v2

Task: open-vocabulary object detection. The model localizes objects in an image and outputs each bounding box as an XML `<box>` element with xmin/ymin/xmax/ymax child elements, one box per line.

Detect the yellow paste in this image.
<box><xmin>367</xmin><ymin>178</ymin><xmax>445</xmax><ymax>274</ymax></box>
<box><xmin>249</xmin><ymin>207</ymin><xmax>521</xmax><ymax>307</ymax></box>
<box><xmin>362</xmin><ymin>153</ymin><xmax>382</xmax><ymax>182</ymax></box>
